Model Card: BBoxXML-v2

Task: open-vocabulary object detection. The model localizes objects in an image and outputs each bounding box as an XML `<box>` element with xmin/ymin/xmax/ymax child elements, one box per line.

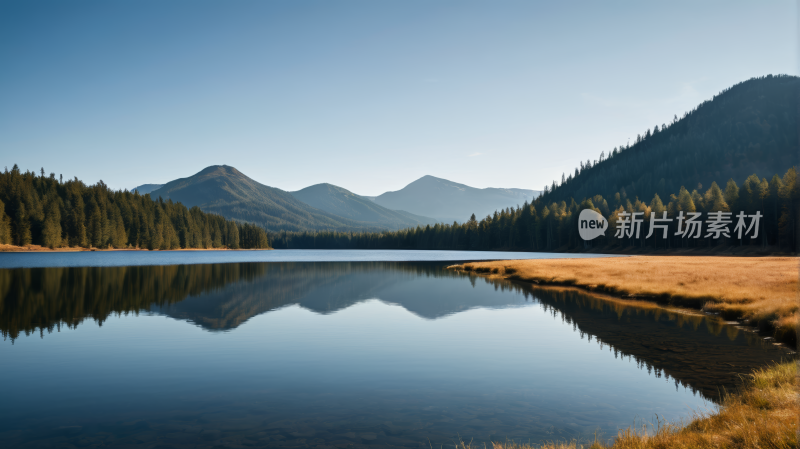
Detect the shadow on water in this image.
<box><xmin>0</xmin><ymin>262</ymin><xmax>793</xmax><ymax>448</ymax></box>
<box><xmin>462</xmin><ymin>275</ymin><xmax>789</xmax><ymax>401</ymax></box>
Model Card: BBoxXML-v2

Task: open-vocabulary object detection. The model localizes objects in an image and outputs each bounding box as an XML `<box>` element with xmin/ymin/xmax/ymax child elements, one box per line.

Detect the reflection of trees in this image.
<box><xmin>0</xmin><ymin>264</ymin><xmax>270</xmax><ymax>341</ymax></box>
<box><xmin>467</xmin><ymin>274</ymin><xmax>787</xmax><ymax>401</ymax></box>
<box><xmin>0</xmin><ymin>262</ymin><xmax>460</xmax><ymax>341</ymax></box>
<box><xmin>2</xmin><ymin>263</ymin><xmax>788</xmax><ymax>403</ymax></box>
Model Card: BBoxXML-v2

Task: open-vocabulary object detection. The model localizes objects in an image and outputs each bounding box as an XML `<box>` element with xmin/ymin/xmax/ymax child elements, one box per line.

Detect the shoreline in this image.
<box><xmin>448</xmin><ymin>256</ymin><xmax>798</xmax><ymax>348</ymax></box>
<box><xmin>483</xmin><ymin>361</ymin><xmax>798</xmax><ymax>449</ymax></box>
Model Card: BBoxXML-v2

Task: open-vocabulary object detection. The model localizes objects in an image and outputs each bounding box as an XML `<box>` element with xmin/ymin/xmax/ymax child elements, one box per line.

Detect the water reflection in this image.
<box><xmin>1</xmin><ymin>262</ymin><xmax>789</xmax><ymax>402</ymax></box>
<box><xmin>1</xmin><ymin>262</ymin><xmax>526</xmax><ymax>338</ymax></box>
<box><xmin>466</xmin><ymin>276</ymin><xmax>787</xmax><ymax>400</ymax></box>
<box><xmin>0</xmin><ymin>262</ymin><xmax>792</xmax><ymax>448</ymax></box>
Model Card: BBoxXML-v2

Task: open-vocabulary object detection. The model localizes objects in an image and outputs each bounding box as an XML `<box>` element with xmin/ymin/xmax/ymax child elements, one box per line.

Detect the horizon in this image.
<box><xmin>2</xmin><ymin>1</ymin><xmax>797</xmax><ymax>195</ymax></box>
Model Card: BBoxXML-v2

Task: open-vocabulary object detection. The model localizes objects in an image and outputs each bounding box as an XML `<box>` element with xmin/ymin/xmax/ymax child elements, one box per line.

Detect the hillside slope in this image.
<box><xmin>540</xmin><ymin>74</ymin><xmax>800</xmax><ymax>205</ymax></box>
<box><xmin>148</xmin><ymin>166</ymin><xmax>379</xmax><ymax>232</ymax></box>
<box><xmin>374</xmin><ymin>175</ymin><xmax>539</xmax><ymax>223</ymax></box>
<box><xmin>291</xmin><ymin>183</ymin><xmax>437</xmax><ymax>229</ymax></box>
<box><xmin>132</xmin><ymin>184</ymin><xmax>163</xmax><ymax>195</ymax></box>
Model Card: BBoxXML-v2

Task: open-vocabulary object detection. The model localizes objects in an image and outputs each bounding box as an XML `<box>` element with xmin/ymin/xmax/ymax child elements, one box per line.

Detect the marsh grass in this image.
<box><xmin>452</xmin><ymin>362</ymin><xmax>798</xmax><ymax>449</ymax></box>
<box><xmin>452</xmin><ymin>256</ymin><xmax>798</xmax><ymax>346</ymax></box>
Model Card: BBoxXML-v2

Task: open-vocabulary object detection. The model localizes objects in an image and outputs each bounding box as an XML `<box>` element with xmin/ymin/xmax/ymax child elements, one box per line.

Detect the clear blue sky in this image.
<box><xmin>1</xmin><ymin>1</ymin><xmax>796</xmax><ymax>195</ymax></box>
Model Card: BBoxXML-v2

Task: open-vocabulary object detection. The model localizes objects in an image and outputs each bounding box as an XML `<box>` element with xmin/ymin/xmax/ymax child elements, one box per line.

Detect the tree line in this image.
<box><xmin>0</xmin><ymin>165</ymin><xmax>270</xmax><ymax>250</ymax></box>
<box><xmin>269</xmin><ymin>168</ymin><xmax>799</xmax><ymax>253</ymax></box>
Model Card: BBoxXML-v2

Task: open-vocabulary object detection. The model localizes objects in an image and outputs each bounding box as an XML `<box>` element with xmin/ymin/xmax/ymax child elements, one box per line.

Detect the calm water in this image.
<box><xmin>0</xmin><ymin>257</ymin><xmax>790</xmax><ymax>448</ymax></box>
<box><xmin>0</xmin><ymin>249</ymin><xmax>618</xmax><ymax>268</ymax></box>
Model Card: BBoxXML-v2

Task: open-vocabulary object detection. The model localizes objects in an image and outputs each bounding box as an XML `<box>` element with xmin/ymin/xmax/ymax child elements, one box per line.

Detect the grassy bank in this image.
<box><xmin>449</xmin><ymin>256</ymin><xmax>798</xmax><ymax>346</ymax></box>
<box><xmin>472</xmin><ymin>361</ymin><xmax>798</xmax><ymax>449</ymax></box>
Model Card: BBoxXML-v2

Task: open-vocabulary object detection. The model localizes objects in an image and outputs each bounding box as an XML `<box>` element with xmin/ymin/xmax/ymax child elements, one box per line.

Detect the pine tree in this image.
<box><xmin>14</xmin><ymin>200</ymin><xmax>32</xmax><ymax>246</ymax></box>
<box><xmin>87</xmin><ymin>196</ymin><xmax>103</xmax><ymax>248</ymax></box>
<box><xmin>226</xmin><ymin>221</ymin><xmax>239</xmax><ymax>249</ymax></box>
<box><xmin>68</xmin><ymin>194</ymin><xmax>87</xmax><ymax>247</ymax></box>
<box><xmin>0</xmin><ymin>199</ymin><xmax>12</xmax><ymax>244</ymax></box>
<box><xmin>704</xmin><ymin>182</ymin><xmax>729</xmax><ymax>212</ymax></box>
<box><xmin>41</xmin><ymin>201</ymin><xmax>62</xmax><ymax>249</ymax></box>
<box><xmin>212</xmin><ymin>221</ymin><xmax>223</xmax><ymax>248</ymax></box>
<box><xmin>110</xmin><ymin>206</ymin><xmax>127</xmax><ymax>248</ymax></box>
<box><xmin>723</xmin><ymin>179</ymin><xmax>739</xmax><ymax>212</ymax></box>
<box><xmin>649</xmin><ymin>193</ymin><xmax>666</xmax><ymax>216</ymax></box>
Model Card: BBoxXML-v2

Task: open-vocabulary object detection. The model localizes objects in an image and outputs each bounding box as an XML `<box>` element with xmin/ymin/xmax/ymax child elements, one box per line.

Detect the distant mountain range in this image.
<box><xmin>142</xmin><ymin>166</ymin><xmax>377</xmax><ymax>232</ymax></box>
<box><xmin>373</xmin><ymin>175</ymin><xmax>539</xmax><ymax>223</ymax></box>
<box><xmin>290</xmin><ymin>183</ymin><xmax>436</xmax><ymax>228</ymax></box>
<box><xmin>134</xmin><ymin>169</ymin><xmax>538</xmax><ymax>232</ymax></box>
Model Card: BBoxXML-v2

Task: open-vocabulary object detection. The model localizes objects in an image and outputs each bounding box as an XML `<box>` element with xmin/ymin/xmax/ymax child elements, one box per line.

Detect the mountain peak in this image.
<box><xmin>415</xmin><ymin>175</ymin><xmax>446</xmax><ymax>183</ymax></box>
<box><xmin>196</xmin><ymin>165</ymin><xmax>242</xmax><ymax>177</ymax></box>
<box><xmin>290</xmin><ymin>183</ymin><xmax>436</xmax><ymax>228</ymax></box>
<box><xmin>375</xmin><ymin>176</ymin><xmax>539</xmax><ymax>223</ymax></box>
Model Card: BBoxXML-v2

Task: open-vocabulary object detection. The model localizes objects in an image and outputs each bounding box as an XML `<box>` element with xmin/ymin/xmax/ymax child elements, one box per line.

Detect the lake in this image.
<box><xmin>0</xmin><ymin>249</ymin><xmax>617</xmax><ymax>269</ymax></box>
<box><xmin>0</xmin><ymin>252</ymin><xmax>790</xmax><ymax>448</ymax></box>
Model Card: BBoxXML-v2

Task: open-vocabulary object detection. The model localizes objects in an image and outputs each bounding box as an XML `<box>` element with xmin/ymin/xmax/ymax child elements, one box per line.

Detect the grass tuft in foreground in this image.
<box><xmin>459</xmin><ymin>361</ymin><xmax>797</xmax><ymax>449</ymax></box>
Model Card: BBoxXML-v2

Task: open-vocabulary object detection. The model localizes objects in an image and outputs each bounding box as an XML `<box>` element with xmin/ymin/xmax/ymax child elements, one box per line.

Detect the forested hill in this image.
<box><xmin>149</xmin><ymin>165</ymin><xmax>381</xmax><ymax>232</ymax></box>
<box><xmin>0</xmin><ymin>165</ymin><xmax>270</xmax><ymax>250</ymax></box>
<box><xmin>538</xmin><ymin>75</ymin><xmax>799</xmax><ymax>206</ymax></box>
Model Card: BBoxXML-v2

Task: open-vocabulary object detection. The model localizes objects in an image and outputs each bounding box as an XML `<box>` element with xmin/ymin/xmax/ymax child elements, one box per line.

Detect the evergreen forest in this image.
<box><xmin>0</xmin><ymin>165</ymin><xmax>270</xmax><ymax>250</ymax></box>
<box><xmin>268</xmin><ymin>167</ymin><xmax>799</xmax><ymax>253</ymax></box>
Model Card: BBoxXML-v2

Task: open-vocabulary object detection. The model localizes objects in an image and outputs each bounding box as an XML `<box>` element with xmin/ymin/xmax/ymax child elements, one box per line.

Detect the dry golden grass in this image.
<box><xmin>451</xmin><ymin>256</ymin><xmax>799</xmax><ymax>346</ymax></box>
<box><xmin>466</xmin><ymin>361</ymin><xmax>798</xmax><ymax>449</ymax></box>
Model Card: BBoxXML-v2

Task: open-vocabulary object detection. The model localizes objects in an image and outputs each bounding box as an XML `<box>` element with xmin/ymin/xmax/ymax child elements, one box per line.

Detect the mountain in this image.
<box><xmin>132</xmin><ymin>183</ymin><xmax>163</xmax><ymax>195</ymax></box>
<box><xmin>540</xmin><ymin>74</ymin><xmax>800</xmax><ymax>207</ymax></box>
<box><xmin>148</xmin><ymin>165</ymin><xmax>380</xmax><ymax>232</ymax></box>
<box><xmin>291</xmin><ymin>183</ymin><xmax>437</xmax><ymax>229</ymax></box>
<box><xmin>373</xmin><ymin>175</ymin><xmax>540</xmax><ymax>223</ymax></box>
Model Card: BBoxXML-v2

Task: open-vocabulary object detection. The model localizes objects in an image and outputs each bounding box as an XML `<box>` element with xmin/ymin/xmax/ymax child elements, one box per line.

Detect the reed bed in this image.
<box><xmin>450</xmin><ymin>256</ymin><xmax>799</xmax><ymax>346</ymax></box>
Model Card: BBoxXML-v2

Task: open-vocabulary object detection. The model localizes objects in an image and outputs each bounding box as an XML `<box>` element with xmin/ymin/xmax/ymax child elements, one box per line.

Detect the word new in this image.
<box><xmin>615</xmin><ymin>211</ymin><xmax>762</xmax><ymax>239</ymax></box>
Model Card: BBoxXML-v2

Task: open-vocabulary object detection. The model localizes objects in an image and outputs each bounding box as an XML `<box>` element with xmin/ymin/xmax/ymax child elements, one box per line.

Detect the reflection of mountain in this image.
<box><xmin>151</xmin><ymin>262</ymin><xmax>526</xmax><ymax>328</ymax></box>
<box><xmin>1</xmin><ymin>262</ymin><xmax>789</xmax><ymax>402</ymax></box>
<box><xmin>152</xmin><ymin>263</ymin><xmax>407</xmax><ymax>329</ymax></box>
<box><xmin>0</xmin><ymin>263</ymin><xmax>504</xmax><ymax>339</ymax></box>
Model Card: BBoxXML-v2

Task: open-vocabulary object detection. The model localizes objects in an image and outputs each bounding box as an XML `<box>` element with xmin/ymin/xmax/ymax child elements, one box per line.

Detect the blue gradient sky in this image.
<box><xmin>1</xmin><ymin>1</ymin><xmax>796</xmax><ymax>195</ymax></box>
